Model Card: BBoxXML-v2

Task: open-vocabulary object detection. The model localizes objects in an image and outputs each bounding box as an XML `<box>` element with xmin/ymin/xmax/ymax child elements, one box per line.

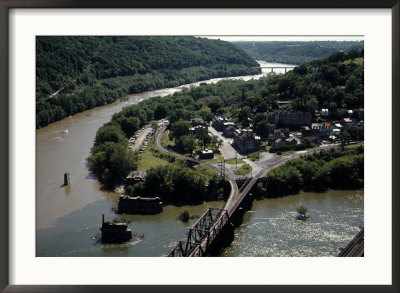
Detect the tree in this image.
<box><xmin>196</xmin><ymin>127</ymin><xmax>211</xmax><ymax>149</ymax></box>
<box><xmin>340</xmin><ymin>130</ymin><xmax>351</xmax><ymax>150</ymax></box>
<box><xmin>237</xmin><ymin>106</ymin><xmax>252</xmax><ymax>126</ymax></box>
<box><xmin>296</xmin><ymin>205</ymin><xmax>308</xmax><ymax>218</ymax></box>
<box><xmin>254</xmin><ymin>118</ymin><xmax>270</xmax><ymax>138</ymax></box>
<box><xmin>178</xmin><ymin>210</ymin><xmax>190</xmax><ymax>222</ymax></box>
<box><xmin>198</xmin><ymin>107</ymin><xmax>214</xmax><ymax>122</ymax></box>
<box><xmin>176</xmin><ymin>135</ymin><xmax>196</xmax><ymax>154</ymax></box>
<box><xmin>170</xmin><ymin>120</ymin><xmax>191</xmax><ymax>140</ymax></box>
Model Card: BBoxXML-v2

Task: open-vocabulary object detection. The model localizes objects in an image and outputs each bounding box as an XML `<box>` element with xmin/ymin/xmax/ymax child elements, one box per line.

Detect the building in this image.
<box><xmin>311</xmin><ymin>122</ymin><xmax>333</xmax><ymax>137</ymax></box>
<box><xmin>189</xmin><ymin>125</ymin><xmax>207</xmax><ymax>134</ymax></box>
<box><xmin>212</xmin><ymin>116</ymin><xmax>230</xmax><ymax>131</ymax></box>
<box><xmin>191</xmin><ymin>118</ymin><xmax>207</xmax><ymax>127</ymax></box>
<box><xmin>301</xmin><ymin>126</ymin><xmax>313</xmax><ymax>137</ymax></box>
<box><xmin>267</xmin><ymin>109</ymin><xmax>312</xmax><ymax>128</ymax></box>
<box><xmin>233</xmin><ymin>129</ymin><xmax>261</xmax><ymax>153</ymax></box>
<box><xmin>341</xmin><ymin>117</ymin><xmax>357</xmax><ymax>127</ymax></box>
<box><xmin>223</xmin><ymin>125</ymin><xmax>236</xmax><ymax>137</ymax></box>
<box><xmin>199</xmin><ymin>149</ymin><xmax>214</xmax><ymax>159</ymax></box>
<box><xmin>320</xmin><ymin>108</ymin><xmax>329</xmax><ymax>117</ymax></box>
<box><xmin>126</xmin><ymin>171</ymin><xmax>147</xmax><ymax>183</ymax></box>
<box><xmin>286</xmin><ymin>137</ymin><xmax>298</xmax><ymax>145</ymax></box>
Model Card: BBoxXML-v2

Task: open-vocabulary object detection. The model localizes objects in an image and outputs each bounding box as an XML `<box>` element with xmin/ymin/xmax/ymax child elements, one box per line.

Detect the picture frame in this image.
<box><xmin>0</xmin><ymin>0</ymin><xmax>399</xmax><ymax>292</ymax></box>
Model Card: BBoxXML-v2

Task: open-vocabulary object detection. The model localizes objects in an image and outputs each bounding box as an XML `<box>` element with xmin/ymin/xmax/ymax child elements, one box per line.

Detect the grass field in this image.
<box><xmin>203</xmin><ymin>153</ymin><xmax>224</xmax><ymax>163</ymax></box>
<box><xmin>247</xmin><ymin>151</ymin><xmax>261</xmax><ymax>161</ymax></box>
<box><xmin>343</xmin><ymin>57</ymin><xmax>364</xmax><ymax>66</ymax></box>
<box><xmin>161</xmin><ymin>130</ymin><xmax>175</xmax><ymax>147</ymax></box>
<box><xmin>234</xmin><ymin>163</ymin><xmax>252</xmax><ymax>175</ymax></box>
<box><xmin>137</xmin><ymin>137</ymin><xmax>173</xmax><ymax>171</ymax></box>
<box><xmin>225</xmin><ymin>158</ymin><xmax>245</xmax><ymax>165</ymax></box>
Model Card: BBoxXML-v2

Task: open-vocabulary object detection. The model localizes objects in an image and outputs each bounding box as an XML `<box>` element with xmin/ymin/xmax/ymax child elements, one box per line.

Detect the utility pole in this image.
<box><xmin>235</xmin><ymin>151</ymin><xmax>238</xmax><ymax>169</ymax></box>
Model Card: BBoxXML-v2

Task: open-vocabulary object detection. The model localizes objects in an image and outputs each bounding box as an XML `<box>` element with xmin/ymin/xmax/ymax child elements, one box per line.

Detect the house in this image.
<box><xmin>320</xmin><ymin>108</ymin><xmax>329</xmax><ymax>117</ymax></box>
<box><xmin>311</xmin><ymin>123</ymin><xmax>324</xmax><ymax>134</ymax></box>
<box><xmin>212</xmin><ymin>116</ymin><xmax>230</xmax><ymax>131</ymax></box>
<box><xmin>233</xmin><ymin>129</ymin><xmax>261</xmax><ymax>153</ymax></box>
<box><xmin>189</xmin><ymin>125</ymin><xmax>207</xmax><ymax>134</ymax></box>
<box><xmin>267</xmin><ymin>109</ymin><xmax>312</xmax><ymax>128</ymax></box>
<box><xmin>301</xmin><ymin>126</ymin><xmax>313</xmax><ymax>137</ymax></box>
<box><xmin>223</xmin><ymin>125</ymin><xmax>236</xmax><ymax>137</ymax></box>
<box><xmin>312</xmin><ymin>122</ymin><xmax>333</xmax><ymax>137</ymax></box>
<box><xmin>199</xmin><ymin>149</ymin><xmax>214</xmax><ymax>159</ymax></box>
<box><xmin>274</xmin><ymin>138</ymin><xmax>286</xmax><ymax>146</ymax></box>
<box><xmin>126</xmin><ymin>171</ymin><xmax>147</xmax><ymax>183</ymax></box>
<box><xmin>329</xmin><ymin>101</ymin><xmax>337</xmax><ymax>115</ymax></box>
<box><xmin>341</xmin><ymin>117</ymin><xmax>356</xmax><ymax>127</ymax></box>
<box><xmin>274</xmin><ymin>128</ymin><xmax>290</xmax><ymax>140</ymax></box>
<box><xmin>191</xmin><ymin>118</ymin><xmax>207</xmax><ymax>127</ymax></box>
<box><xmin>286</xmin><ymin>137</ymin><xmax>297</xmax><ymax>145</ymax></box>
<box><xmin>268</xmin><ymin>133</ymin><xmax>276</xmax><ymax>144</ymax></box>
<box><xmin>334</xmin><ymin>123</ymin><xmax>342</xmax><ymax>130</ymax></box>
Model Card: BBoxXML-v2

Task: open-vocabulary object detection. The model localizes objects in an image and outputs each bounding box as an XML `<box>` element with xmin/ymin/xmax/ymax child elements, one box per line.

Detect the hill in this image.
<box><xmin>233</xmin><ymin>41</ymin><xmax>364</xmax><ymax>65</ymax></box>
<box><xmin>36</xmin><ymin>36</ymin><xmax>259</xmax><ymax>128</ymax></box>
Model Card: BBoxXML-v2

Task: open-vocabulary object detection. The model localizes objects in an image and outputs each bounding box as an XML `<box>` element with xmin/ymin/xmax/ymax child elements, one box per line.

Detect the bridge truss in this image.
<box><xmin>167</xmin><ymin>208</ymin><xmax>229</xmax><ymax>257</ymax></box>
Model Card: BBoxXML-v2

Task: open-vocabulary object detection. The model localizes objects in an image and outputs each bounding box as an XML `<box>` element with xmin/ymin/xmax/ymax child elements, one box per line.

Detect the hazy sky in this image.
<box><xmin>202</xmin><ymin>36</ymin><xmax>364</xmax><ymax>42</ymax></box>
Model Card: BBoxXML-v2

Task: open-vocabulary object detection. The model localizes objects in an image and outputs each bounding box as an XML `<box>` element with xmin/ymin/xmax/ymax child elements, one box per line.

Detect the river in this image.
<box><xmin>36</xmin><ymin>62</ymin><xmax>363</xmax><ymax>257</ymax></box>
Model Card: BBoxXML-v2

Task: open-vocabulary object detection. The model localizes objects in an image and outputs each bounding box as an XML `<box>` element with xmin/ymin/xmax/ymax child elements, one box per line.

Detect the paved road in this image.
<box><xmin>208</xmin><ymin>126</ymin><xmax>244</xmax><ymax>160</ymax></box>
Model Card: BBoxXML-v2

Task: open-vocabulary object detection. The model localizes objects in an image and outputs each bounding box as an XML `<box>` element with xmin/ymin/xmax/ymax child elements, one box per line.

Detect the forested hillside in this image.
<box><xmin>36</xmin><ymin>36</ymin><xmax>259</xmax><ymax>128</ymax></box>
<box><xmin>233</xmin><ymin>41</ymin><xmax>364</xmax><ymax>64</ymax></box>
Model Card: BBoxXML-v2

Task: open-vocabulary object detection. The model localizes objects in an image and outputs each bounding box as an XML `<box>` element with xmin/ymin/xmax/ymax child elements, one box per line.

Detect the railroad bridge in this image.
<box><xmin>254</xmin><ymin>65</ymin><xmax>296</xmax><ymax>73</ymax></box>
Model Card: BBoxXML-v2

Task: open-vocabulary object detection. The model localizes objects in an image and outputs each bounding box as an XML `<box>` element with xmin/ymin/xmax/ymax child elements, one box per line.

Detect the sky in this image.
<box><xmin>201</xmin><ymin>36</ymin><xmax>364</xmax><ymax>42</ymax></box>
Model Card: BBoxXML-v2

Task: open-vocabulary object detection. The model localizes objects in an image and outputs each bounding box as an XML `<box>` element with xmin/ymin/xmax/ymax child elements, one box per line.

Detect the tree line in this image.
<box><xmin>234</xmin><ymin>40</ymin><xmax>364</xmax><ymax>65</ymax></box>
<box><xmin>256</xmin><ymin>146</ymin><xmax>364</xmax><ymax>197</ymax></box>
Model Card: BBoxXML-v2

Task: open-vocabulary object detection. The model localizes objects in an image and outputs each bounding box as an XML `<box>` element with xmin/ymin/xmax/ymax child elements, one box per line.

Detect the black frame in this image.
<box><xmin>0</xmin><ymin>1</ymin><xmax>399</xmax><ymax>292</ymax></box>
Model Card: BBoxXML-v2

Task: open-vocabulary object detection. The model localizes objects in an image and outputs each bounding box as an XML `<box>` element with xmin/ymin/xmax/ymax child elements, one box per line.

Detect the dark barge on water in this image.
<box><xmin>100</xmin><ymin>215</ymin><xmax>132</xmax><ymax>243</ymax></box>
<box><xmin>118</xmin><ymin>195</ymin><xmax>163</xmax><ymax>214</ymax></box>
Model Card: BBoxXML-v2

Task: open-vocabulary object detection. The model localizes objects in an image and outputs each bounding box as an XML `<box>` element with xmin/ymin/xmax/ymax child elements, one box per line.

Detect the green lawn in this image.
<box><xmin>247</xmin><ymin>151</ymin><xmax>262</xmax><ymax>161</ymax></box>
<box><xmin>343</xmin><ymin>57</ymin><xmax>364</xmax><ymax>66</ymax></box>
<box><xmin>138</xmin><ymin>137</ymin><xmax>173</xmax><ymax>171</ymax></box>
<box><xmin>225</xmin><ymin>158</ymin><xmax>245</xmax><ymax>165</ymax></box>
<box><xmin>161</xmin><ymin>130</ymin><xmax>175</xmax><ymax>147</ymax></box>
<box><xmin>234</xmin><ymin>164</ymin><xmax>252</xmax><ymax>175</ymax></box>
<box><xmin>203</xmin><ymin>153</ymin><xmax>224</xmax><ymax>163</ymax></box>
